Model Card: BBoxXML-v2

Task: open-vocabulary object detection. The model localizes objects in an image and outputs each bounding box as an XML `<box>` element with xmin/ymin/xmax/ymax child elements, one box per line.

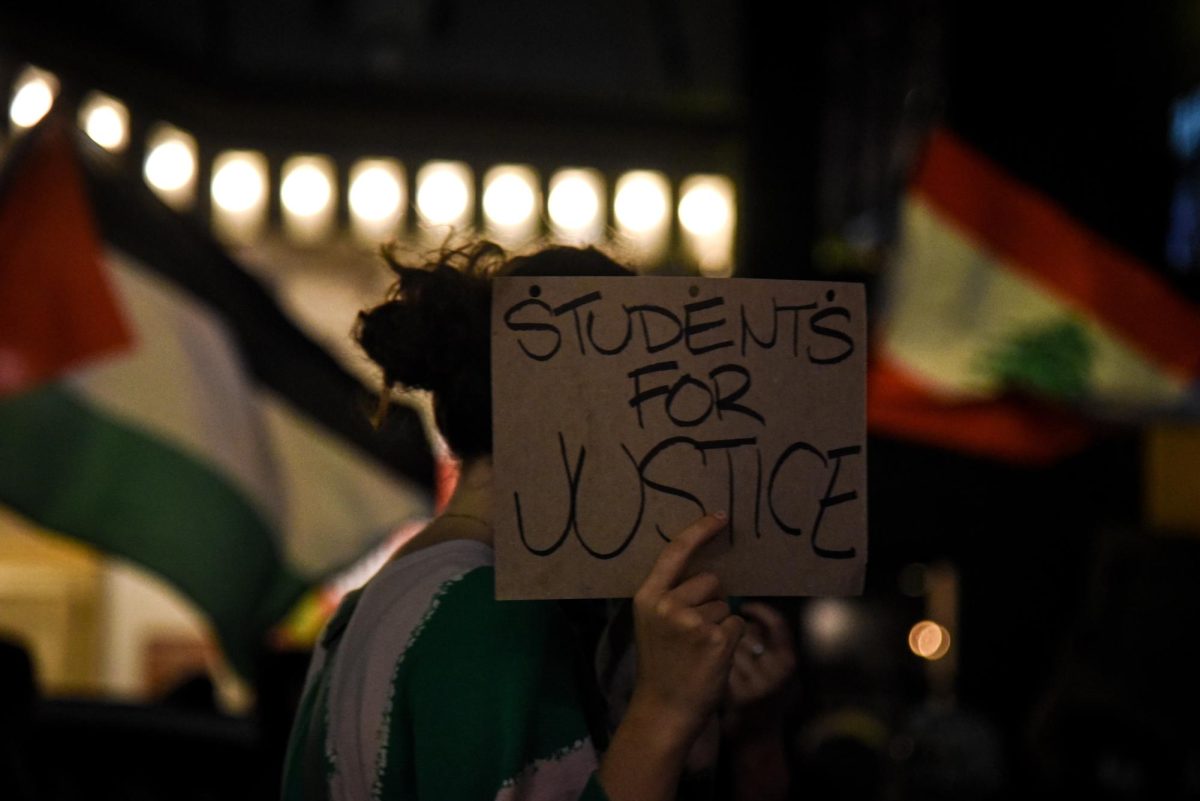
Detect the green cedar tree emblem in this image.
<box><xmin>978</xmin><ymin>318</ymin><xmax>1095</xmax><ymax>400</ymax></box>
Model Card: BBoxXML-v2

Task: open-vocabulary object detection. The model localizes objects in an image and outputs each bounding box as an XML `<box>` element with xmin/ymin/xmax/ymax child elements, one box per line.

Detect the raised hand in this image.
<box><xmin>630</xmin><ymin>512</ymin><xmax>745</xmax><ymax>741</ymax></box>
<box><xmin>599</xmin><ymin>513</ymin><xmax>746</xmax><ymax>801</ymax></box>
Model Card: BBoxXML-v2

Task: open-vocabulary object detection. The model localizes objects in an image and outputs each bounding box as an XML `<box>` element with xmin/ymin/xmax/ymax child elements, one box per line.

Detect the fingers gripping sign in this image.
<box><xmin>727</xmin><ymin>601</ymin><xmax>797</xmax><ymax>716</ymax></box>
<box><xmin>630</xmin><ymin>512</ymin><xmax>746</xmax><ymax>740</ymax></box>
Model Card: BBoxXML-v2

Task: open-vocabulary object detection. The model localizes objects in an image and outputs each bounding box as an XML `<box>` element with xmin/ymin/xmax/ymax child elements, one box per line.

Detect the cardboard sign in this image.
<box><xmin>491</xmin><ymin>277</ymin><xmax>866</xmax><ymax>599</ymax></box>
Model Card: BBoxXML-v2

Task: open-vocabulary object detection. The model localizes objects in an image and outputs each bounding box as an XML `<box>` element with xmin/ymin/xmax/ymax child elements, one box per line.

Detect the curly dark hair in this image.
<box><xmin>355</xmin><ymin>241</ymin><xmax>632</xmax><ymax>458</ymax></box>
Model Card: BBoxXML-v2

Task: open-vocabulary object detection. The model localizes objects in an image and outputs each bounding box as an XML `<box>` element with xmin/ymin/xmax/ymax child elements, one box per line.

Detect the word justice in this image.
<box><xmin>511</xmin><ymin>432</ymin><xmax>862</xmax><ymax>562</ymax></box>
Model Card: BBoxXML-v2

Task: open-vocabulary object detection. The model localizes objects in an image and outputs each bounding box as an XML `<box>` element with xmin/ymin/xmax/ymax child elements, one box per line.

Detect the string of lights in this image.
<box><xmin>7</xmin><ymin>63</ymin><xmax>738</xmax><ymax>275</ymax></box>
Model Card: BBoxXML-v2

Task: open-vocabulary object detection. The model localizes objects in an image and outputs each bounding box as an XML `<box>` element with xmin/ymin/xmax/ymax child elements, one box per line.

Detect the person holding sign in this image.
<box><xmin>282</xmin><ymin>243</ymin><xmax>767</xmax><ymax>801</ymax></box>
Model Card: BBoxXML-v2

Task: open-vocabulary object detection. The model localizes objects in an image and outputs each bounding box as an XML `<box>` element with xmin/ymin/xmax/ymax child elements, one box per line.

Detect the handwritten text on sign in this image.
<box><xmin>492</xmin><ymin>277</ymin><xmax>866</xmax><ymax>599</ymax></box>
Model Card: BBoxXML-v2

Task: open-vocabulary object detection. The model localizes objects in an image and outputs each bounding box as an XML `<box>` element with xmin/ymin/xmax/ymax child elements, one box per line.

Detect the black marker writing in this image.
<box><xmin>511</xmin><ymin>433</ymin><xmax>862</xmax><ymax>560</ymax></box>
<box><xmin>503</xmin><ymin>289</ymin><xmax>857</xmax><ymax>363</ymax></box>
<box><xmin>628</xmin><ymin>362</ymin><xmax>765</xmax><ymax>429</ymax></box>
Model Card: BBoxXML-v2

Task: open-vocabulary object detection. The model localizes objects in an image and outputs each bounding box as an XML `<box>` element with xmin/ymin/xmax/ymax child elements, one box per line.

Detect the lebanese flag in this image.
<box><xmin>870</xmin><ymin>128</ymin><xmax>1200</xmax><ymax>464</ymax></box>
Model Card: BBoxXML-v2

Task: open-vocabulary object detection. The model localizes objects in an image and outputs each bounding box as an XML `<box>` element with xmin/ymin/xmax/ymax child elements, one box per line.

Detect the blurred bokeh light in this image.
<box><xmin>416</xmin><ymin>160</ymin><xmax>472</xmax><ymax>229</ymax></box>
<box><xmin>678</xmin><ymin>174</ymin><xmax>735</xmax><ymax>277</ymax></box>
<box><xmin>281</xmin><ymin>155</ymin><xmax>336</xmax><ymax>244</ymax></box>
<box><xmin>9</xmin><ymin>65</ymin><xmax>58</xmax><ymax>130</ymax></box>
<box><xmin>211</xmin><ymin>150</ymin><xmax>268</xmax><ymax>243</ymax></box>
<box><xmin>143</xmin><ymin>124</ymin><xmax>197</xmax><ymax>210</ymax></box>
<box><xmin>349</xmin><ymin>158</ymin><xmax>405</xmax><ymax>244</ymax></box>
<box><xmin>548</xmin><ymin>168</ymin><xmax>605</xmax><ymax>244</ymax></box>
<box><xmin>908</xmin><ymin>620</ymin><xmax>952</xmax><ymax>661</ymax></box>
<box><xmin>79</xmin><ymin>92</ymin><xmax>129</xmax><ymax>153</ymax></box>
<box><xmin>483</xmin><ymin>164</ymin><xmax>539</xmax><ymax>244</ymax></box>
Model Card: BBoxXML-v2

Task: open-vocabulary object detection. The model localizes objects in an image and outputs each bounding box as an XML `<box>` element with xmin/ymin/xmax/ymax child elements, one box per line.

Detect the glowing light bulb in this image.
<box><xmin>144</xmin><ymin>140</ymin><xmax>194</xmax><ymax>192</ymax></box>
<box><xmin>9</xmin><ymin>67</ymin><xmax>57</xmax><ymax>129</ymax></box>
<box><xmin>281</xmin><ymin>163</ymin><xmax>332</xmax><ymax>217</ymax></box>
<box><xmin>483</xmin><ymin>168</ymin><xmax>537</xmax><ymax>228</ymax></box>
<box><xmin>349</xmin><ymin>159</ymin><xmax>406</xmax><ymax>244</ymax></box>
<box><xmin>908</xmin><ymin>620</ymin><xmax>951</xmax><ymax>661</ymax></box>
<box><xmin>679</xmin><ymin>182</ymin><xmax>731</xmax><ymax>237</ymax></box>
<box><xmin>212</xmin><ymin>155</ymin><xmax>265</xmax><ymax>213</ymax></box>
<box><xmin>548</xmin><ymin>170</ymin><xmax>602</xmax><ymax>233</ymax></box>
<box><xmin>350</xmin><ymin>163</ymin><xmax>402</xmax><ymax>222</ymax></box>
<box><xmin>143</xmin><ymin>130</ymin><xmax>196</xmax><ymax>196</ymax></box>
<box><xmin>210</xmin><ymin>150</ymin><xmax>268</xmax><ymax>243</ymax></box>
<box><xmin>614</xmin><ymin>171</ymin><xmax>669</xmax><ymax>233</ymax></box>
<box><xmin>80</xmin><ymin>93</ymin><xmax>129</xmax><ymax>152</ymax></box>
<box><xmin>416</xmin><ymin>161</ymin><xmax>471</xmax><ymax>226</ymax></box>
<box><xmin>679</xmin><ymin>174</ymin><xmax>737</xmax><ymax>277</ymax></box>
<box><xmin>280</xmin><ymin>155</ymin><xmax>337</xmax><ymax>243</ymax></box>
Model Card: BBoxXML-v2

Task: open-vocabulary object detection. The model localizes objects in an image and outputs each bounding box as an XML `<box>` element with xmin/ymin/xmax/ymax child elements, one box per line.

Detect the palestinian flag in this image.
<box><xmin>0</xmin><ymin>119</ymin><xmax>434</xmax><ymax>675</ymax></box>
<box><xmin>870</xmin><ymin>127</ymin><xmax>1200</xmax><ymax>463</ymax></box>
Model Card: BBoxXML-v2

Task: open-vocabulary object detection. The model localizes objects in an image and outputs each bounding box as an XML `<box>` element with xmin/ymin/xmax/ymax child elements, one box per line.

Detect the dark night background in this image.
<box><xmin>2</xmin><ymin>2</ymin><xmax>1200</xmax><ymax>799</ymax></box>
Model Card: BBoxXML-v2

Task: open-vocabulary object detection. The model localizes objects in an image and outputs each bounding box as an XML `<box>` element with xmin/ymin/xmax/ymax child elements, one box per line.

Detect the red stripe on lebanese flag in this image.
<box><xmin>913</xmin><ymin>128</ymin><xmax>1200</xmax><ymax>380</ymax></box>
<box><xmin>0</xmin><ymin>121</ymin><xmax>133</xmax><ymax>396</ymax></box>
<box><xmin>868</xmin><ymin>356</ymin><xmax>1093</xmax><ymax>464</ymax></box>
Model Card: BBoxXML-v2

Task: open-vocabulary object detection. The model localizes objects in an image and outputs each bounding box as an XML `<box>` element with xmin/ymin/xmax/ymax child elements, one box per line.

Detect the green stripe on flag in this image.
<box><xmin>0</xmin><ymin>385</ymin><xmax>307</xmax><ymax>676</ymax></box>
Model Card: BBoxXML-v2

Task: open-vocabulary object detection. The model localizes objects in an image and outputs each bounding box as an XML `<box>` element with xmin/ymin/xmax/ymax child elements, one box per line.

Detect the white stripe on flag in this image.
<box><xmin>883</xmin><ymin>197</ymin><xmax>1187</xmax><ymax>407</ymax></box>
<box><xmin>68</xmin><ymin>249</ymin><xmax>283</xmax><ymax>527</ymax></box>
<box><xmin>66</xmin><ymin>247</ymin><xmax>429</xmax><ymax>578</ymax></box>
<box><xmin>261</xmin><ymin>391</ymin><xmax>429</xmax><ymax>578</ymax></box>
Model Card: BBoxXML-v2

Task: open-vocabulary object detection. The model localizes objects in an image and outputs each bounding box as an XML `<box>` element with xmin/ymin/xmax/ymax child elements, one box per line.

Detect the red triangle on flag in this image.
<box><xmin>868</xmin><ymin>351</ymin><xmax>1094</xmax><ymax>465</ymax></box>
<box><xmin>0</xmin><ymin>120</ymin><xmax>134</xmax><ymax>397</ymax></box>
